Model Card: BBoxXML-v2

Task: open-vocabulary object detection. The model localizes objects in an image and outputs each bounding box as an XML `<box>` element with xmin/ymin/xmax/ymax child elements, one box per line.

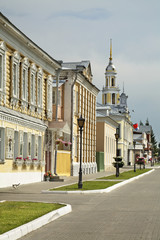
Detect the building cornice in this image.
<box><xmin>0</xmin><ymin>106</ymin><xmax>47</xmax><ymax>132</ymax></box>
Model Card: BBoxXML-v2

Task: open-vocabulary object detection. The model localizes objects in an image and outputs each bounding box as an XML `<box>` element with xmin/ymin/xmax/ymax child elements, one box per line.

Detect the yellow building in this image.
<box><xmin>0</xmin><ymin>13</ymin><xmax>60</xmax><ymax>187</ymax></box>
<box><xmin>49</xmin><ymin>61</ymin><xmax>99</xmax><ymax>176</ymax></box>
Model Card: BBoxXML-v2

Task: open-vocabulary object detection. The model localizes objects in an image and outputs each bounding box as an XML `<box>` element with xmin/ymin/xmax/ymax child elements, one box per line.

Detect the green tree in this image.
<box><xmin>151</xmin><ymin>129</ymin><xmax>158</xmax><ymax>156</ymax></box>
<box><xmin>145</xmin><ymin>118</ymin><xmax>149</xmax><ymax>126</ymax></box>
<box><xmin>139</xmin><ymin>120</ymin><xmax>143</xmax><ymax>126</ymax></box>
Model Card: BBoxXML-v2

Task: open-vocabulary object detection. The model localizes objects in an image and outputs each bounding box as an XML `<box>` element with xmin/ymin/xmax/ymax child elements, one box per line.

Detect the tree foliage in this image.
<box><xmin>139</xmin><ymin>120</ymin><xmax>143</xmax><ymax>126</ymax></box>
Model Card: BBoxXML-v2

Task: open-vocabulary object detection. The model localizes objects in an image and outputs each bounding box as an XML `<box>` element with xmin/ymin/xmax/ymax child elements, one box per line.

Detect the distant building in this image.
<box><xmin>96</xmin><ymin>108</ymin><xmax>119</xmax><ymax>171</ymax></box>
<box><xmin>97</xmin><ymin>40</ymin><xmax>133</xmax><ymax>166</ymax></box>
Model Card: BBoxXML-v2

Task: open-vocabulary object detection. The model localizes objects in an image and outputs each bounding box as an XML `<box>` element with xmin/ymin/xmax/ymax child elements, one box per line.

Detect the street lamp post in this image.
<box><xmin>115</xmin><ymin>128</ymin><xmax>119</xmax><ymax>177</ymax></box>
<box><xmin>133</xmin><ymin>140</ymin><xmax>136</xmax><ymax>172</ymax></box>
<box><xmin>77</xmin><ymin>115</ymin><xmax>85</xmax><ymax>189</ymax></box>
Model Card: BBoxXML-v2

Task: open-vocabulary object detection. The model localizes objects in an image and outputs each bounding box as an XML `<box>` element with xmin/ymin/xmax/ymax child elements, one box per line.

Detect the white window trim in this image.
<box><xmin>0</xmin><ymin>128</ymin><xmax>5</xmax><ymax>162</ymax></box>
<box><xmin>37</xmin><ymin>68</ymin><xmax>43</xmax><ymax>108</ymax></box>
<box><xmin>29</xmin><ymin>63</ymin><xmax>37</xmax><ymax>106</ymax></box>
<box><xmin>0</xmin><ymin>41</ymin><xmax>6</xmax><ymax>104</ymax></box>
<box><xmin>6</xmin><ymin>128</ymin><xmax>14</xmax><ymax>159</ymax></box>
<box><xmin>21</xmin><ymin>57</ymin><xmax>29</xmax><ymax>102</ymax></box>
<box><xmin>47</xmin><ymin>75</ymin><xmax>53</xmax><ymax>112</ymax></box>
<box><xmin>35</xmin><ymin>135</ymin><xmax>38</xmax><ymax>158</ymax></box>
<box><xmin>11</xmin><ymin>51</ymin><xmax>21</xmax><ymax>99</ymax></box>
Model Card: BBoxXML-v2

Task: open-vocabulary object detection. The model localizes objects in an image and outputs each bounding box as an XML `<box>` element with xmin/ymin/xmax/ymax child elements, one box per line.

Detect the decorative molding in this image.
<box><xmin>0</xmin><ymin>106</ymin><xmax>47</xmax><ymax>132</ymax></box>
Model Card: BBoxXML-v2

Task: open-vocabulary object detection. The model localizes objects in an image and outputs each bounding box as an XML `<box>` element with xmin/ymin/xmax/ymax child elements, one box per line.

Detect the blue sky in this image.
<box><xmin>1</xmin><ymin>0</ymin><xmax>160</xmax><ymax>141</ymax></box>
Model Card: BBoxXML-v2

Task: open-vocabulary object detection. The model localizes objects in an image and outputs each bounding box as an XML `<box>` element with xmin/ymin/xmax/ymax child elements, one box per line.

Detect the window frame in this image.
<box><xmin>47</xmin><ymin>75</ymin><xmax>52</xmax><ymax>112</ymax></box>
<box><xmin>29</xmin><ymin>63</ymin><xmax>37</xmax><ymax>106</ymax></box>
<box><xmin>37</xmin><ymin>68</ymin><xmax>43</xmax><ymax>108</ymax></box>
<box><xmin>6</xmin><ymin>128</ymin><xmax>14</xmax><ymax>159</ymax></box>
<box><xmin>0</xmin><ymin>41</ymin><xmax>6</xmax><ymax>104</ymax></box>
<box><xmin>11</xmin><ymin>51</ymin><xmax>21</xmax><ymax>99</ymax></box>
<box><xmin>21</xmin><ymin>57</ymin><xmax>29</xmax><ymax>102</ymax></box>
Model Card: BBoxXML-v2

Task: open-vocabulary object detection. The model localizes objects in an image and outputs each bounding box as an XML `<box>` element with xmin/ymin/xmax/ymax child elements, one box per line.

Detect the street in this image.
<box><xmin>0</xmin><ymin>168</ymin><xmax>160</xmax><ymax>240</ymax></box>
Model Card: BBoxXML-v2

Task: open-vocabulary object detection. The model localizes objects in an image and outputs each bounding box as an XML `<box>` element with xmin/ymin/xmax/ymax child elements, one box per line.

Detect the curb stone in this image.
<box><xmin>0</xmin><ymin>204</ymin><xmax>72</xmax><ymax>240</ymax></box>
<box><xmin>42</xmin><ymin>169</ymin><xmax>155</xmax><ymax>195</ymax></box>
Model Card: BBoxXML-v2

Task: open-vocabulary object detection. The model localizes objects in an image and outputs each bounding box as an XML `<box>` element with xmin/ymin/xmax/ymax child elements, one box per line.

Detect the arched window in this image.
<box><xmin>111</xmin><ymin>78</ymin><xmax>115</xmax><ymax>87</ymax></box>
<box><xmin>105</xmin><ymin>94</ymin><xmax>107</xmax><ymax>104</ymax></box>
<box><xmin>112</xmin><ymin>93</ymin><xmax>115</xmax><ymax>104</ymax></box>
<box><xmin>106</xmin><ymin>78</ymin><xmax>108</xmax><ymax>87</ymax></box>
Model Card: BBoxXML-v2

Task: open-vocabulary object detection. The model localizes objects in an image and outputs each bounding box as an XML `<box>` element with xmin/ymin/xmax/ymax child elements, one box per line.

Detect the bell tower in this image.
<box><xmin>102</xmin><ymin>39</ymin><xmax>120</xmax><ymax>106</ymax></box>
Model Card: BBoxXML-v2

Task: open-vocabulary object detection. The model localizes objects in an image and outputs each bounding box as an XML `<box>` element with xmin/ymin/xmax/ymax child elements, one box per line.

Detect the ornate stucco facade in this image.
<box><xmin>0</xmin><ymin>13</ymin><xmax>60</xmax><ymax>187</ymax></box>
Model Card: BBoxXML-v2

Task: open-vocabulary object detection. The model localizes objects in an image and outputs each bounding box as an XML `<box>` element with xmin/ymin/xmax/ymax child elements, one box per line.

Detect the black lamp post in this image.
<box><xmin>133</xmin><ymin>140</ymin><xmax>136</xmax><ymax>172</ymax></box>
<box><xmin>77</xmin><ymin>115</ymin><xmax>85</xmax><ymax>189</ymax></box>
<box><xmin>115</xmin><ymin>128</ymin><xmax>119</xmax><ymax>177</ymax></box>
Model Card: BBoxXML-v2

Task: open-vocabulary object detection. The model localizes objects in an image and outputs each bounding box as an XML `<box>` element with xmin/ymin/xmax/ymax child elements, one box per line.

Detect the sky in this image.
<box><xmin>0</xmin><ymin>0</ymin><xmax>160</xmax><ymax>142</ymax></box>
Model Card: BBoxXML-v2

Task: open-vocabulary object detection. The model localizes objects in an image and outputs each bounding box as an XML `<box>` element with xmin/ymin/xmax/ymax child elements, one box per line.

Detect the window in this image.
<box><xmin>37</xmin><ymin>78</ymin><xmax>41</xmax><ymax>105</ymax></box>
<box><xmin>37</xmin><ymin>68</ymin><xmax>43</xmax><ymax>108</ymax></box>
<box><xmin>6</xmin><ymin>128</ymin><xmax>14</xmax><ymax>159</ymax></box>
<box><xmin>11</xmin><ymin>51</ymin><xmax>21</xmax><ymax>100</ymax></box>
<box><xmin>0</xmin><ymin>41</ymin><xmax>6</xmax><ymax>97</ymax></box>
<box><xmin>23</xmin><ymin>69</ymin><xmax>26</xmax><ymax>99</ymax></box>
<box><xmin>0</xmin><ymin>55</ymin><xmax>3</xmax><ymax>89</ymax></box>
<box><xmin>52</xmin><ymin>89</ymin><xmax>61</xmax><ymax>106</ymax></box>
<box><xmin>106</xmin><ymin>77</ymin><xmax>108</xmax><ymax>87</ymax></box>
<box><xmin>28</xmin><ymin>133</ymin><xmax>31</xmax><ymax>156</ymax></box>
<box><xmin>19</xmin><ymin>131</ymin><xmax>23</xmax><ymax>156</ymax></box>
<box><xmin>105</xmin><ymin>94</ymin><xmax>107</xmax><ymax>104</ymax></box>
<box><xmin>31</xmin><ymin>134</ymin><xmax>35</xmax><ymax>159</ymax></box>
<box><xmin>47</xmin><ymin>75</ymin><xmax>52</xmax><ymax>113</ymax></box>
<box><xmin>52</xmin><ymin>89</ymin><xmax>56</xmax><ymax>104</ymax></box>
<box><xmin>112</xmin><ymin>93</ymin><xmax>115</xmax><ymax>104</ymax></box>
<box><xmin>21</xmin><ymin>57</ymin><xmax>29</xmax><ymax>102</ymax></box>
<box><xmin>58</xmin><ymin>90</ymin><xmax>61</xmax><ymax>106</ymax></box>
<box><xmin>0</xmin><ymin>128</ymin><xmax>5</xmax><ymax>162</ymax></box>
<box><xmin>13</xmin><ymin>63</ymin><xmax>18</xmax><ymax>96</ymax></box>
<box><xmin>29</xmin><ymin>63</ymin><xmax>36</xmax><ymax>105</ymax></box>
<box><xmin>35</xmin><ymin>135</ymin><xmax>38</xmax><ymax>158</ymax></box>
<box><xmin>31</xmin><ymin>74</ymin><xmax>34</xmax><ymax>103</ymax></box>
<box><xmin>111</xmin><ymin>78</ymin><xmax>115</xmax><ymax>86</ymax></box>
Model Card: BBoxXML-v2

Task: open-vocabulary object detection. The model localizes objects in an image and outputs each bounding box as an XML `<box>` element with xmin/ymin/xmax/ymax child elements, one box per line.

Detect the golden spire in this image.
<box><xmin>109</xmin><ymin>39</ymin><xmax>112</xmax><ymax>61</ymax></box>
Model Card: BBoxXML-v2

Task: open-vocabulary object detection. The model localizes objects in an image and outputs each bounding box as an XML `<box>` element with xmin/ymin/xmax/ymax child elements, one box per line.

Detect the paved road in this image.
<box><xmin>1</xmin><ymin>168</ymin><xmax>160</xmax><ymax>240</ymax></box>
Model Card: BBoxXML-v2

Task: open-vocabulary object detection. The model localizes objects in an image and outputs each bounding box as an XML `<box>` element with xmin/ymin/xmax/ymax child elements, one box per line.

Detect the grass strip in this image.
<box><xmin>0</xmin><ymin>201</ymin><xmax>64</xmax><ymax>234</ymax></box>
<box><xmin>99</xmin><ymin>168</ymin><xmax>151</xmax><ymax>180</ymax></box>
<box><xmin>50</xmin><ymin>181</ymin><xmax>119</xmax><ymax>191</ymax></box>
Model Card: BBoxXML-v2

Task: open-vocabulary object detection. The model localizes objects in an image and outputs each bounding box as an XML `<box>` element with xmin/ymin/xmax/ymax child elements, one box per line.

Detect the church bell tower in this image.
<box><xmin>102</xmin><ymin>39</ymin><xmax>120</xmax><ymax>106</ymax></box>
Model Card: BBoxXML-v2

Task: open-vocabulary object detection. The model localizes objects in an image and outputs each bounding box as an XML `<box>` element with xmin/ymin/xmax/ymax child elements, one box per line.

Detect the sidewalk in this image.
<box><xmin>0</xmin><ymin>165</ymin><xmax>158</xmax><ymax>240</ymax></box>
<box><xmin>0</xmin><ymin>165</ymin><xmax>154</xmax><ymax>194</ymax></box>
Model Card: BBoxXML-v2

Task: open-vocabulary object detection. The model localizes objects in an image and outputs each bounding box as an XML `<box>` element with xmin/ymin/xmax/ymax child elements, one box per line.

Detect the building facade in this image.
<box><xmin>96</xmin><ymin>111</ymin><xmax>119</xmax><ymax>171</ymax></box>
<box><xmin>97</xmin><ymin>40</ymin><xmax>134</xmax><ymax>166</ymax></box>
<box><xmin>0</xmin><ymin>13</ymin><xmax>60</xmax><ymax>187</ymax></box>
<box><xmin>54</xmin><ymin>61</ymin><xmax>99</xmax><ymax>176</ymax></box>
